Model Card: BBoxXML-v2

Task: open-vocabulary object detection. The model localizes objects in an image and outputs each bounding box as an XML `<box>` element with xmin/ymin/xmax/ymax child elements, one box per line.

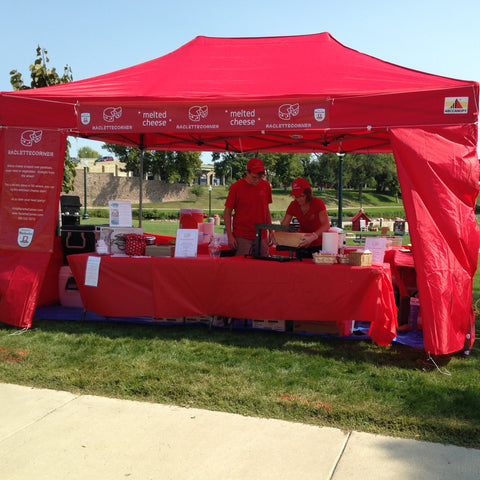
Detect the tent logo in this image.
<box><xmin>444</xmin><ymin>97</ymin><xmax>468</xmax><ymax>114</ymax></box>
<box><xmin>81</xmin><ymin>113</ymin><xmax>91</xmax><ymax>125</ymax></box>
<box><xmin>189</xmin><ymin>105</ymin><xmax>208</xmax><ymax>122</ymax></box>
<box><xmin>314</xmin><ymin>108</ymin><xmax>326</xmax><ymax>122</ymax></box>
<box><xmin>17</xmin><ymin>228</ymin><xmax>34</xmax><ymax>248</ymax></box>
<box><xmin>103</xmin><ymin>107</ymin><xmax>123</xmax><ymax>122</ymax></box>
<box><xmin>20</xmin><ymin>130</ymin><xmax>42</xmax><ymax>147</ymax></box>
<box><xmin>278</xmin><ymin>103</ymin><xmax>299</xmax><ymax>121</ymax></box>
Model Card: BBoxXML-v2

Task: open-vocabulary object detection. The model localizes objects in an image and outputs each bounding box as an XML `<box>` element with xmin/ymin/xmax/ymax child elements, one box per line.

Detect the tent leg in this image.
<box><xmin>138</xmin><ymin>135</ymin><xmax>144</xmax><ymax>229</ymax></box>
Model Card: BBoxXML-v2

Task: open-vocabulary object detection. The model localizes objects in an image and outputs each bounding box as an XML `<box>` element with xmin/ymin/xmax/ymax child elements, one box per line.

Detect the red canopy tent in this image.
<box><xmin>1</xmin><ymin>33</ymin><xmax>479</xmax><ymax>355</ymax></box>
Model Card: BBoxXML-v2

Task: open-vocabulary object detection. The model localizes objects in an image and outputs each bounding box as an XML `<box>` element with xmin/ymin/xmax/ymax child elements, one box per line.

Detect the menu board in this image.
<box><xmin>365</xmin><ymin>237</ymin><xmax>387</xmax><ymax>265</ymax></box>
<box><xmin>174</xmin><ymin>229</ymin><xmax>198</xmax><ymax>258</ymax></box>
<box><xmin>0</xmin><ymin>127</ymin><xmax>65</xmax><ymax>251</ymax></box>
<box><xmin>109</xmin><ymin>200</ymin><xmax>132</xmax><ymax>227</ymax></box>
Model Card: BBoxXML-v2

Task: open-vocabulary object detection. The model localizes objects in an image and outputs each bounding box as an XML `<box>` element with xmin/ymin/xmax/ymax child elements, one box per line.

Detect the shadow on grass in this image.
<box><xmin>11</xmin><ymin>317</ymin><xmax>449</xmax><ymax>370</ymax></box>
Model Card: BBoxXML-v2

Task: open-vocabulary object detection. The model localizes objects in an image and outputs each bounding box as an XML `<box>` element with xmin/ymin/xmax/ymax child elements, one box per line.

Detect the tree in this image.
<box><xmin>78</xmin><ymin>146</ymin><xmax>100</xmax><ymax>159</ymax></box>
<box><xmin>344</xmin><ymin>153</ymin><xmax>377</xmax><ymax>204</ymax></box>
<box><xmin>213</xmin><ymin>153</ymin><xmax>252</xmax><ymax>184</ymax></box>
<box><xmin>102</xmin><ymin>144</ymin><xmax>202</xmax><ymax>184</ymax></box>
<box><xmin>9</xmin><ymin>46</ymin><xmax>76</xmax><ymax>192</ymax></box>
<box><xmin>9</xmin><ymin>46</ymin><xmax>73</xmax><ymax>90</ymax></box>
<box><xmin>372</xmin><ymin>154</ymin><xmax>401</xmax><ymax>198</ymax></box>
<box><xmin>267</xmin><ymin>153</ymin><xmax>304</xmax><ymax>188</ymax></box>
<box><xmin>310</xmin><ymin>153</ymin><xmax>339</xmax><ymax>188</ymax></box>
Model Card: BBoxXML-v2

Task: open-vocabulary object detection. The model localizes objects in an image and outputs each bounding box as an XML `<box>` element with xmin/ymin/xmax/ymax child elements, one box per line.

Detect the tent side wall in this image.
<box><xmin>390</xmin><ymin>124</ymin><xmax>480</xmax><ymax>355</ymax></box>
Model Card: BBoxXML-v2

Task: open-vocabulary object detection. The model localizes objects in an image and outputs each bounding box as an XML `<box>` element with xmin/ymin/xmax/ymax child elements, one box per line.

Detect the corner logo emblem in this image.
<box><xmin>444</xmin><ymin>97</ymin><xmax>468</xmax><ymax>114</ymax></box>
<box><xmin>314</xmin><ymin>108</ymin><xmax>326</xmax><ymax>122</ymax></box>
<box><xmin>18</xmin><ymin>227</ymin><xmax>34</xmax><ymax>248</ymax></box>
<box><xmin>81</xmin><ymin>112</ymin><xmax>91</xmax><ymax>125</ymax></box>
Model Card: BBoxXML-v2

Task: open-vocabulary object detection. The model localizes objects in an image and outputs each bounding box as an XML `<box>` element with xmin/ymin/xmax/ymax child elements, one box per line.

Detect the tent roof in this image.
<box><xmin>1</xmin><ymin>32</ymin><xmax>478</xmax><ymax>153</ymax></box>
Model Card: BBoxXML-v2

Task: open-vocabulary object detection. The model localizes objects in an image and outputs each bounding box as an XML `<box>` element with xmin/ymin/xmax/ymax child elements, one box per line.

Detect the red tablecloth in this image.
<box><xmin>68</xmin><ymin>254</ymin><xmax>398</xmax><ymax>346</ymax></box>
<box><xmin>384</xmin><ymin>248</ymin><xmax>416</xmax><ymax>298</ymax></box>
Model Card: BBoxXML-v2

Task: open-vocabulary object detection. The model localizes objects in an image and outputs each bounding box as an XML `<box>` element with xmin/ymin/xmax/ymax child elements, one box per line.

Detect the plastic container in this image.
<box><xmin>58</xmin><ymin>266</ymin><xmax>83</xmax><ymax>308</ymax></box>
<box><xmin>408</xmin><ymin>297</ymin><xmax>420</xmax><ymax>331</ymax></box>
<box><xmin>179</xmin><ymin>208</ymin><xmax>204</xmax><ymax>229</ymax></box>
<box><xmin>208</xmin><ymin>235</ymin><xmax>221</xmax><ymax>259</ymax></box>
<box><xmin>60</xmin><ymin>224</ymin><xmax>97</xmax><ymax>264</ymax></box>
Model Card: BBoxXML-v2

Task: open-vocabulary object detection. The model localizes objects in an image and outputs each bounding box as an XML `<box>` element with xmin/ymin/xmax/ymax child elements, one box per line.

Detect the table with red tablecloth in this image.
<box><xmin>68</xmin><ymin>254</ymin><xmax>398</xmax><ymax>346</ymax></box>
<box><xmin>384</xmin><ymin>248</ymin><xmax>416</xmax><ymax>298</ymax></box>
<box><xmin>384</xmin><ymin>247</ymin><xmax>417</xmax><ymax>326</ymax></box>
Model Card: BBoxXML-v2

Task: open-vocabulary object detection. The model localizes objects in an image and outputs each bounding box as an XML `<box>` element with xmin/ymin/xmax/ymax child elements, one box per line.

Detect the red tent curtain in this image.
<box><xmin>390</xmin><ymin>125</ymin><xmax>480</xmax><ymax>355</ymax></box>
<box><xmin>0</xmin><ymin>127</ymin><xmax>66</xmax><ymax>328</ymax></box>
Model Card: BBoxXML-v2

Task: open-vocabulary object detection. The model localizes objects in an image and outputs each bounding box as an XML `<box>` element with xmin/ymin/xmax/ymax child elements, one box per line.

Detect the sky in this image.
<box><xmin>1</xmin><ymin>0</ymin><xmax>479</xmax><ymax>159</ymax></box>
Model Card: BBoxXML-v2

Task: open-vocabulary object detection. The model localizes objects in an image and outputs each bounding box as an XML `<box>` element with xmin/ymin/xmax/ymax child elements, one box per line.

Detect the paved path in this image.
<box><xmin>1</xmin><ymin>383</ymin><xmax>479</xmax><ymax>479</ymax></box>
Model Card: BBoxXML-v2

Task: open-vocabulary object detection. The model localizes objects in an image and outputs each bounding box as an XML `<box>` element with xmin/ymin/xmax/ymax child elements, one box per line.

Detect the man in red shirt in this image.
<box><xmin>224</xmin><ymin>158</ymin><xmax>273</xmax><ymax>256</ymax></box>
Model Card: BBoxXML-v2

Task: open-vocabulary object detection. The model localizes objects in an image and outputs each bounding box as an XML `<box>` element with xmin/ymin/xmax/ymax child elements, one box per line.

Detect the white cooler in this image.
<box><xmin>58</xmin><ymin>266</ymin><xmax>83</xmax><ymax>308</ymax></box>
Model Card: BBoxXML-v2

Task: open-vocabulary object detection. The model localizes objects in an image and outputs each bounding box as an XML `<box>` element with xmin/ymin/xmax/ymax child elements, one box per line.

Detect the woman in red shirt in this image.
<box><xmin>280</xmin><ymin>178</ymin><xmax>330</xmax><ymax>258</ymax></box>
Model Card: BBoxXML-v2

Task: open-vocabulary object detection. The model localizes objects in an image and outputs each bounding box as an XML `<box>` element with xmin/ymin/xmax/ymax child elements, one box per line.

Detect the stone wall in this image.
<box><xmin>68</xmin><ymin>171</ymin><xmax>189</xmax><ymax>206</ymax></box>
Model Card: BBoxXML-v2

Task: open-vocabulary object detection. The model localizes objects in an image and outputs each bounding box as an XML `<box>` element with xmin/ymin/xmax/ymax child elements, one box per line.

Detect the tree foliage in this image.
<box><xmin>102</xmin><ymin>144</ymin><xmax>202</xmax><ymax>184</ymax></box>
<box><xmin>9</xmin><ymin>46</ymin><xmax>73</xmax><ymax>90</ymax></box>
<box><xmin>9</xmin><ymin>46</ymin><xmax>76</xmax><ymax>192</ymax></box>
<box><xmin>77</xmin><ymin>146</ymin><xmax>100</xmax><ymax>159</ymax></box>
<box><xmin>213</xmin><ymin>151</ymin><xmax>401</xmax><ymax>197</ymax></box>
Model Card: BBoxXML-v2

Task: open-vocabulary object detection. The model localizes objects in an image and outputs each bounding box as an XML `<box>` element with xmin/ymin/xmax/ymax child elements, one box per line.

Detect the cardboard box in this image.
<box><xmin>145</xmin><ymin>245</ymin><xmax>173</xmax><ymax>257</ymax></box>
<box><xmin>292</xmin><ymin>320</ymin><xmax>354</xmax><ymax>336</ymax></box>
<box><xmin>293</xmin><ymin>321</ymin><xmax>341</xmax><ymax>335</ymax></box>
<box><xmin>273</xmin><ymin>231</ymin><xmax>304</xmax><ymax>248</ymax></box>
<box><xmin>152</xmin><ymin>317</ymin><xmax>184</xmax><ymax>324</ymax></box>
<box><xmin>184</xmin><ymin>315</ymin><xmax>211</xmax><ymax>325</ymax></box>
<box><xmin>212</xmin><ymin>317</ymin><xmax>253</xmax><ymax>329</ymax></box>
<box><xmin>251</xmin><ymin>319</ymin><xmax>286</xmax><ymax>332</ymax></box>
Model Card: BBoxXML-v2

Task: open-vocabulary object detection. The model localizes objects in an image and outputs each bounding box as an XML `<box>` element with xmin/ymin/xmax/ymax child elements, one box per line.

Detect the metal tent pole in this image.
<box><xmin>337</xmin><ymin>153</ymin><xmax>345</xmax><ymax>229</ymax></box>
<box><xmin>138</xmin><ymin>136</ymin><xmax>144</xmax><ymax>229</ymax></box>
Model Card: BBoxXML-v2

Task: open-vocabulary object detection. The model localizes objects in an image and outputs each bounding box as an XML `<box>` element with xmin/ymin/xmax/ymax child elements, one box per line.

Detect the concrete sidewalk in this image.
<box><xmin>0</xmin><ymin>383</ymin><xmax>479</xmax><ymax>479</ymax></box>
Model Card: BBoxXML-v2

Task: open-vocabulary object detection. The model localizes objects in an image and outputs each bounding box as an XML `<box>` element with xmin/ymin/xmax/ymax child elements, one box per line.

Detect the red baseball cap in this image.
<box><xmin>291</xmin><ymin>177</ymin><xmax>310</xmax><ymax>196</ymax></box>
<box><xmin>247</xmin><ymin>157</ymin><xmax>265</xmax><ymax>174</ymax></box>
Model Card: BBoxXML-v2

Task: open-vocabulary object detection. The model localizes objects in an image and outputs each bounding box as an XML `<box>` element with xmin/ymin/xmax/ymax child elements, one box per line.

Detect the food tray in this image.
<box><xmin>312</xmin><ymin>252</ymin><xmax>337</xmax><ymax>264</ymax></box>
<box><xmin>348</xmin><ymin>251</ymin><xmax>372</xmax><ymax>266</ymax></box>
<box><xmin>273</xmin><ymin>231</ymin><xmax>305</xmax><ymax>248</ymax></box>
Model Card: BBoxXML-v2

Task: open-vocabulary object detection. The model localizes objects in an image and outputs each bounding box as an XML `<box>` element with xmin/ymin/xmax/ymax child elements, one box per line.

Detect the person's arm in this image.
<box><xmin>298</xmin><ymin>210</ymin><xmax>330</xmax><ymax>247</ymax></box>
<box><xmin>280</xmin><ymin>213</ymin><xmax>293</xmax><ymax>226</ymax></box>
<box><xmin>223</xmin><ymin>206</ymin><xmax>237</xmax><ymax>250</ymax></box>
<box><xmin>266</xmin><ymin>206</ymin><xmax>275</xmax><ymax>245</ymax></box>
